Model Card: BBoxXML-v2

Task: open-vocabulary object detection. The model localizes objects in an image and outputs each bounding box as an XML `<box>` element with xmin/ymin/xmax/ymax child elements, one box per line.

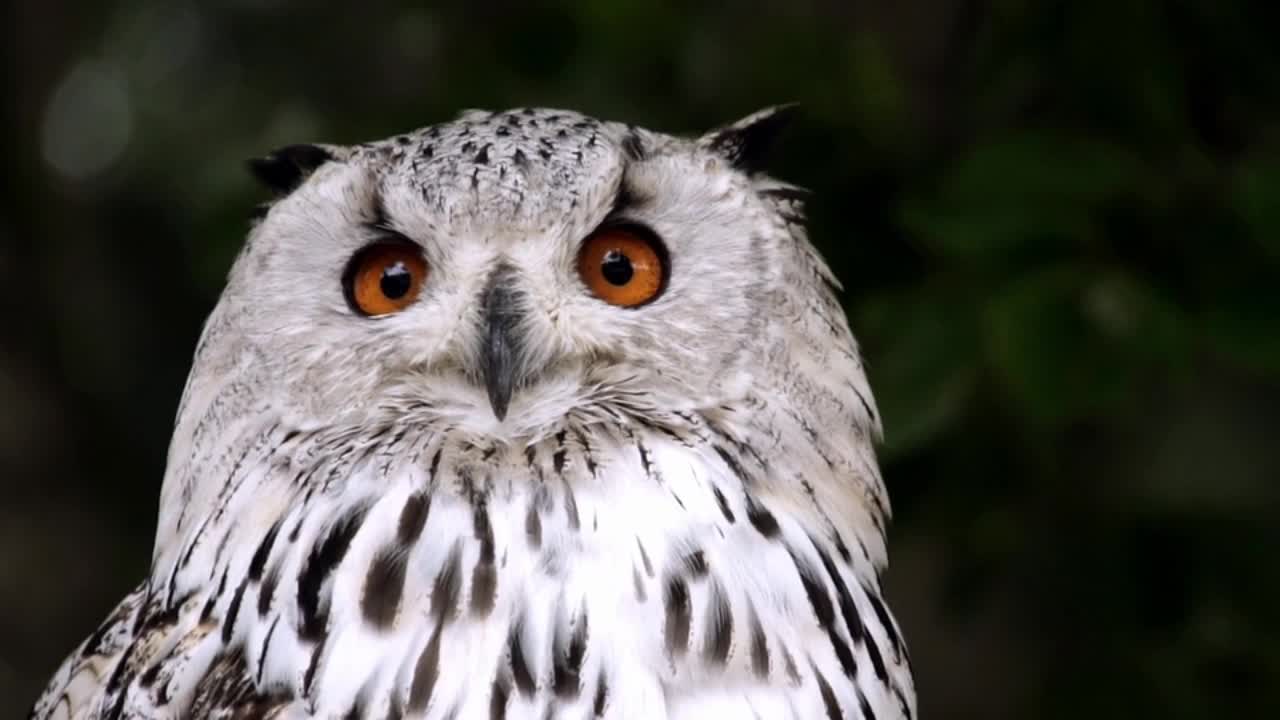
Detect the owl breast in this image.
<box><xmin>48</xmin><ymin>411</ymin><xmax>911</xmax><ymax>720</ymax></box>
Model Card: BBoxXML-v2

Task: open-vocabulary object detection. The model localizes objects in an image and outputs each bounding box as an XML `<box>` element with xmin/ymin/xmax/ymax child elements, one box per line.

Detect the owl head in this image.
<box><xmin>186</xmin><ymin>107</ymin><xmax>876</xmax><ymax>450</ymax></box>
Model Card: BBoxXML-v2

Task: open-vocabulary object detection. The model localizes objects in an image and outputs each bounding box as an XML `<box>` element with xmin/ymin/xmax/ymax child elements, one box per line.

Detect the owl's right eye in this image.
<box><xmin>343</xmin><ymin>239</ymin><xmax>429</xmax><ymax>317</ymax></box>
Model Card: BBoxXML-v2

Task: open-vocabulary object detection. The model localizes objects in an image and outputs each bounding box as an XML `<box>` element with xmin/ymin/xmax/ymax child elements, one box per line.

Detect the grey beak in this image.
<box><xmin>480</xmin><ymin>267</ymin><xmax>524</xmax><ymax>421</ymax></box>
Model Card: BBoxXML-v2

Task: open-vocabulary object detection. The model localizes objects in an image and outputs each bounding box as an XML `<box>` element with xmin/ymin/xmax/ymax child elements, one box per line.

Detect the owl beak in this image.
<box><xmin>480</xmin><ymin>267</ymin><xmax>524</xmax><ymax>422</ymax></box>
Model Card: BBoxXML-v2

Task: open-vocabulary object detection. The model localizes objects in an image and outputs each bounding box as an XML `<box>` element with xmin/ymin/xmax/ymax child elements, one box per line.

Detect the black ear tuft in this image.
<box><xmin>703</xmin><ymin>104</ymin><xmax>799</xmax><ymax>173</ymax></box>
<box><xmin>247</xmin><ymin>144</ymin><xmax>334</xmax><ymax>195</ymax></box>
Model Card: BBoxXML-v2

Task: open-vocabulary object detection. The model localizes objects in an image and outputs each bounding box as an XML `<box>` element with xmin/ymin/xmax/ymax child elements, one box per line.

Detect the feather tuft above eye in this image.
<box><xmin>702</xmin><ymin>104</ymin><xmax>799</xmax><ymax>173</ymax></box>
<box><xmin>247</xmin><ymin>144</ymin><xmax>335</xmax><ymax>195</ymax></box>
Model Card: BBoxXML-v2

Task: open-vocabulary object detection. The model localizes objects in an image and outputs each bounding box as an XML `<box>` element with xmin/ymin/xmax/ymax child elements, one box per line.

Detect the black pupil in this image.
<box><xmin>600</xmin><ymin>250</ymin><xmax>634</xmax><ymax>286</ymax></box>
<box><xmin>380</xmin><ymin>261</ymin><xmax>413</xmax><ymax>299</ymax></box>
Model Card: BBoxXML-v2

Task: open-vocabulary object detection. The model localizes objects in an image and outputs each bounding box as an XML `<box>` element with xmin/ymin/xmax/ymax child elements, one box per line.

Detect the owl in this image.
<box><xmin>31</xmin><ymin>107</ymin><xmax>915</xmax><ymax>720</ymax></box>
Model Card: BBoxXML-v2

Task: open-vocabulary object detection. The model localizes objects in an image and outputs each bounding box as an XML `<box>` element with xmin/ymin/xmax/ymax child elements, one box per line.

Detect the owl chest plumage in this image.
<box><xmin>36</xmin><ymin>414</ymin><xmax>912</xmax><ymax>720</ymax></box>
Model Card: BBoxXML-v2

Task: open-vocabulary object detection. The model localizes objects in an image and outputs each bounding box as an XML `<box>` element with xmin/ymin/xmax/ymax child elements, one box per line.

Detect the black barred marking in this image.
<box><xmin>428</xmin><ymin>446</ymin><xmax>444</xmax><ymax>479</ymax></box>
<box><xmin>857</xmin><ymin>535</ymin><xmax>873</xmax><ymax>564</ymax></box>
<box><xmin>711</xmin><ymin>484</ymin><xmax>736</xmax><ymax>523</ymax></box>
<box><xmin>813</xmin><ymin>536</ymin><xmax>885</xmax><ymax>682</ymax></box>
<box><xmin>475</xmin><ymin>144</ymin><xmax>491</xmax><ymax>165</ymax></box>
<box><xmin>553</xmin><ymin>430</ymin><xmax>568</xmax><ymax>475</ymax></box>
<box><xmin>834</xmin><ymin>531</ymin><xmax>853</xmax><ymax>565</ymax></box>
<box><xmin>859</xmin><ymin>687</ymin><xmax>879</xmax><ymax>720</ymax></box>
<box><xmin>489</xmin><ymin>674</ymin><xmax>509</xmax><ymax>720</ymax></box>
<box><xmin>525</xmin><ymin>504</ymin><xmax>542</xmax><ymax>549</ymax></box>
<box><xmin>190</xmin><ymin>652</ymin><xmax>291</xmax><ymax>716</ymax></box>
<box><xmin>814</xmin><ymin>541</ymin><xmax>865</xmax><ymax>645</ymax></box>
<box><xmin>782</xmin><ymin>644</ymin><xmax>801</xmax><ymax>684</ymax></box>
<box><xmin>746</xmin><ymin>496</ymin><xmax>781</xmax><ymax>538</ymax></box>
<box><xmin>303</xmin><ymin>634</ymin><xmax>326</xmax><ymax>695</ymax></box>
<box><xmin>298</xmin><ymin>505</ymin><xmax>370</xmax><ymax>641</ymax></box>
<box><xmin>684</xmin><ymin>549</ymin><xmax>708</xmax><ymax>577</ymax></box>
<box><xmin>703</xmin><ymin>583</ymin><xmax>733</xmax><ymax>665</ymax></box>
<box><xmin>432</xmin><ymin>541</ymin><xmax>464</xmax><ymax>619</ymax></box>
<box><xmin>257</xmin><ymin>564</ymin><xmax>281</xmax><ymax>617</ymax></box>
<box><xmin>564</xmin><ymin>484</ymin><xmax>580</xmax><ymax>530</ymax></box>
<box><xmin>553</xmin><ymin>610</ymin><xmax>589</xmax><ymax>698</ymax></box>
<box><xmin>157</xmin><ymin>666</ymin><xmax>174</xmax><ymax>704</ymax></box>
<box><xmin>248</xmin><ymin>520</ymin><xmax>283</xmax><ymax>581</ymax></box>
<box><xmin>853</xmin><ymin>386</ymin><xmax>877</xmax><ymax>423</ymax></box>
<box><xmin>362</xmin><ymin>545</ymin><xmax>409</xmax><ymax>629</ymax></box>
<box><xmin>397</xmin><ymin>493</ymin><xmax>430</xmax><ymax>544</ymax></box>
<box><xmin>509</xmin><ymin>620</ymin><xmax>536</xmax><ymax>696</ymax></box>
<box><xmin>895</xmin><ymin>687</ymin><xmax>914</xmax><ymax>719</ymax></box>
<box><xmin>472</xmin><ymin>503</ymin><xmax>497</xmax><ymax>617</ymax></box>
<box><xmin>223</xmin><ymin>577</ymin><xmax>249</xmax><ymax>644</ymax></box>
<box><xmin>202</xmin><ymin>566</ymin><xmax>230</xmax><ymax>623</ymax></box>
<box><xmin>636</xmin><ymin>538</ymin><xmax>654</xmax><ymax>577</ymax></box>
<box><xmin>102</xmin><ymin>641</ymin><xmax>136</xmax><ymax>718</ymax></box>
<box><xmin>593</xmin><ymin>669</ymin><xmax>609</xmax><ymax>717</ymax></box>
<box><xmin>621</xmin><ymin>129</ymin><xmax>646</xmax><ymax>161</ymax></box>
<box><xmin>633</xmin><ymin>565</ymin><xmax>647</xmax><ymax>602</ymax></box>
<box><xmin>866</xmin><ymin>620</ymin><xmax>890</xmax><ymax>682</ymax></box>
<box><xmin>644</xmin><ymin>418</ymin><xmax>690</xmax><ymax>448</ymax></box>
<box><xmin>388</xmin><ymin>690</ymin><xmax>404</xmax><ymax>720</ymax></box>
<box><xmin>664</xmin><ymin>576</ymin><xmax>691</xmax><ymax>657</ymax></box>
<box><xmin>571</xmin><ymin>427</ymin><xmax>598</xmax><ymax>477</ymax></box>
<box><xmin>139</xmin><ymin>660</ymin><xmax>161</xmax><ymax>688</ymax></box>
<box><xmin>759</xmin><ymin>186</ymin><xmax>811</xmax><ymax>202</ymax></box>
<box><xmin>812</xmin><ymin>662</ymin><xmax>843</xmax><ymax>720</ymax></box>
<box><xmin>791</xmin><ymin>548</ymin><xmax>833</xmax><ymax>626</ymax></box>
<box><xmin>713</xmin><ymin>444</ymin><xmax>748</xmax><ymax>483</ymax></box>
<box><xmin>750</xmin><ymin>610</ymin><xmax>770</xmax><ymax>677</ymax></box>
<box><xmin>636</xmin><ymin>439</ymin><xmax>653</xmax><ymax>479</ymax></box>
<box><xmin>408</xmin><ymin>624</ymin><xmax>443</xmax><ymax>712</ymax></box>
<box><xmin>343</xmin><ymin>696</ymin><xmax>366</xmax><ymax>720</ymax></box>
<box><xmin>791</xmin><ymin>546</ymin><xmax>857</xmax><ymax>678</ymax></box>
<box><xmin>82</xmin><ymin>599</ymin><xmax>125</xmax><ymax>657</ymax></box>
<box><xmin>137</xmin><ymin>594</ymin><xmax>183</xmax><ymax>636</ymax></box>
<box><xmin>255</xmin><ymin>615</ymin><xmax>281</xmax><ymax>685</ymax></box>
<box><xmin>864</xmin><ymin>580</ymin><xmax>904</xmax><ymax>655</ymax></box>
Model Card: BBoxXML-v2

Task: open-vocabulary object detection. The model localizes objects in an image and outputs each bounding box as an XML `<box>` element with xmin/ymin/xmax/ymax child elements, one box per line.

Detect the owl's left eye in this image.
<box><xmin>577</xmin><ymin>223</ymin><xmax>668</xmax><ymax>308</ymax></box>
<box><xmin>343</xmin><ymin>239</ymin><xmax>429</xmax><ymax>317</ymax></box>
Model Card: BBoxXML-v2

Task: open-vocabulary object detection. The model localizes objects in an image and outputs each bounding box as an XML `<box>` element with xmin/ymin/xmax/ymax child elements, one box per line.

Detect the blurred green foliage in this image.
<box><xmin>2</xmin><ymin>1</ymin><xmax>1278</xmax><ymax>717</ymax></box>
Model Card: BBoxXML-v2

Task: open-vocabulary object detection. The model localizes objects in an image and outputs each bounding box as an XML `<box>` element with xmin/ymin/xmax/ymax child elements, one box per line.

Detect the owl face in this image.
<box><xmin>224</xmin><ymin>108</ymin><xmax>802</xmax><ymax>439</ymax></box>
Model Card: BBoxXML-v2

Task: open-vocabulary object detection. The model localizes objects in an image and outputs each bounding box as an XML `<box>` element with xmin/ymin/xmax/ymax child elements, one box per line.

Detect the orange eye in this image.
<box><xmin>343</xmin><ymin>240</ymin><xmax>428</xmax><ymax>316</ymax></box>
<box><xmin>577</xmin><ymin>224</ymin><xmax>668</xmax><ymax>308</ymax></box>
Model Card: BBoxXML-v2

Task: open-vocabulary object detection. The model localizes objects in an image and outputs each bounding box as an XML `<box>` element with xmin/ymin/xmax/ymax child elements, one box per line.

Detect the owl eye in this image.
<box><xmin>577</xmin><ymin>224</ymin><xmax>668</xmax><ymax>308</ymax></box>
<box><xmin>343</xmin><ymin>239</ymin><xmax>429</xmax><ymax>317</ymax></box>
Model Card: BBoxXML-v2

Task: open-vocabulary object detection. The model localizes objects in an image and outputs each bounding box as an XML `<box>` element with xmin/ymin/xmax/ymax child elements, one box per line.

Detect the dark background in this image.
<box><xmin>3</xmin><ymin>1</ymin><xmax>1278</xmax><ymax>717</ymax></box>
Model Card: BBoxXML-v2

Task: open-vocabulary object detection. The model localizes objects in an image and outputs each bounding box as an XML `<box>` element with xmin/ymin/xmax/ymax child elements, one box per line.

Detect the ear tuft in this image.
<box><xmin>703</xmin><ymin>104</ymin><xmax>799</xmax><ymax>173</ymax></box>
<box><xmin>247</xmin><ymin>144</ymin><xmax>335</xmax><ymax>195</ymax></box>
